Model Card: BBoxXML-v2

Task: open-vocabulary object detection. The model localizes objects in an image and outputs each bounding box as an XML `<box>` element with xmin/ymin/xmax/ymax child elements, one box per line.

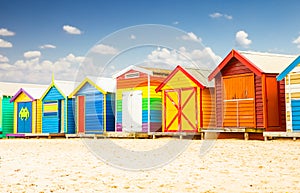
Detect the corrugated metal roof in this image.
<box><xmin>239</xmin><ymin>50</ymin><xmax>297</xmax><ymax>73</ymax></box>
<box><xmin>54</xmin><ymin>80</ymin><xmax>78</xmax><ymax>96</ymax></box>
<box><xmin>87</xmin><ymin>76</ymin><xmax>116</xmax><ymax>93</ymax></box>
<box><xmin>21</xmin><ymin>87</ymin><xmax>47</xmax><ymax>99</ymax></box>
<box><xmin>184</xmin><ymin>67</ymin><xmax>214</xmax><ymax>87</ymax></box>
<box><xmin>0</xmin><ymin>82</ymin><xmax>48</xmax><ymax>97</ymax></box>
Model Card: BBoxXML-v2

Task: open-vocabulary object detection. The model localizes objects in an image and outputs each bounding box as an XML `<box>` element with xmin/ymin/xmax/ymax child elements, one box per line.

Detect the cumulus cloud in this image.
<box><xmin>181</xmin><ymin>32</ymin><xmax>202</xmax><ymax>43</ymax></box>
<box><xmin>209</xmin><ymin>12</ymin><xmax>233</xmax><ymax>20</ymax></box>
<box><xmin>0</xmin><ymin>54</ymin><xmax>9</xmax><ymax>63</ymax></box>
<box><xmin>0</xmin><ymin>53</ymin><xmax>84</xmax><ymax>84</ymax></box>
<box><xmin>24</xmin><ymin>51</ymin><xmax>41</xmax><ymax>59</ymax></box>
<box><xmin>130</xmin><ymin>34</ymin><xmax>136</xmax><ymax>40</ymax></box>
<box><xmin>0</xmin><ymin>28</ymin><xmax>15</xmax><ymax>36</ymax></box>
<box><xmin>235</xmin><ymin>30</ymin><xmax>252</xmax><ymax>48</ymax></box>
<box><xmin>91</xmin><ymin>44</ymin><xmax>119</xmax><ymax>55</ymax></box>
<box><xmin>0</xmin><ymin>38</ymin><xmax>12</xmax><ymax>48</ymax></box>
<box><xmin>63</xmin><ymin>25</ymin><xmax>82</xmax><ymax>35</ymax></box>
<box><xmin>146</xmin><ymin>46</ymin><xmax>221</xmax><ymax>70</ymax></box>
<box><xmin>40</xmin><ymin>44</ymin><xmax>56</xmax><ymax>49</ymax></box>
<box><xmin>292</xmin><ymin>35</ymin><xmax>300</xmax><ymax>48</ymax></box>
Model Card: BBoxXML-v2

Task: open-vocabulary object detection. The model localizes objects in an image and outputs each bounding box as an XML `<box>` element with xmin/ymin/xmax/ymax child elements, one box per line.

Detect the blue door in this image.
<box><xmin>17</xmin><ymin>102</ymin><xmax>32</xmax><ymax>133</ymax></box>
<box><xmin>292</xmin><ymin>99</ymin><xmax>300</xmax><ymax>131</ymax></box>
<box><xmin>85</xmin><ymin>93</ymin><xmax>104</xmax><ymax>134</ymax></box>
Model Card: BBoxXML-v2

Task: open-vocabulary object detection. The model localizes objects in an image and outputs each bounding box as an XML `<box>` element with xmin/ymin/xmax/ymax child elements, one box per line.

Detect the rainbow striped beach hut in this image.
<box><xmin>113</xmin><ymin>65</ymin><xmax>170</xmax><ymax>133</ymax></box>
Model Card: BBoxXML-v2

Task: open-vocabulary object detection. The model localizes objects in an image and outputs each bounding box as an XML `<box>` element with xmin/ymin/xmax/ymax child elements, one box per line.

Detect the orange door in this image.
<box><xmin>223</xmin><ymin>74</ymin><xmax>255</xmax><ymax>127</ymax></box>
<box><xmin>265</xmin><ymin>76</ymin><xmax>280</xmax><ymax>127</ymax></box>
<box><xmin>77</xmin><ymin>96</ymin><xmax>85</xmax><ymax>133</ymax></box>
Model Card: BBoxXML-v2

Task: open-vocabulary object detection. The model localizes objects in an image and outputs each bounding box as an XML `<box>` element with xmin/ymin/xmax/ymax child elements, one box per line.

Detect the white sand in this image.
<box><xmin>1</xmin><ymin>138</ymin><xmax>300</xmax><ymax>193</ymax></box>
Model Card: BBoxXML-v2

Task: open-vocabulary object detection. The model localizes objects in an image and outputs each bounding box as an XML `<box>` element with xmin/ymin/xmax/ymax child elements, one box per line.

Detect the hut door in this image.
<box><xmin>77</xmin><ymin>96</ymin><xmax>85</xmax><ymax>133</ymax></box>
<box><xmin>122</xmin><ymin>91</ymin><xmax>142</xmax><ymax>132</ymax></box>
<box><xmin>17</xmin><ymin>102</ymin><xmax>32</xmax><ymax>133</ymax></box>
<box><xmin>164</xmin><ymin>88</ymin><xmax>198</xmax><ymax>132</ymax></box>
<box><xmin>223</xmin><ymin>74</ymin><xmax>255</xmax><ymax>127</ymax></box>
<box><xmin>85</xmin><ymin>93</ymin><xmax>104</xmax><ymax>134</ymax></box>
<box><xmin>265</xmin><ymin>76</ymin><xmax>280</xmax><ymax>127</ymax></box>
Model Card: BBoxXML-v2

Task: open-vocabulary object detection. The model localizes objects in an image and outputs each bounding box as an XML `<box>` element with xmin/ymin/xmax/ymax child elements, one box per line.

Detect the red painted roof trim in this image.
<box><xmin>208</xmin><ymin>49</ymin><xmax>263</xmax><ymax>81</ymax></box>
<box><xmin>155</xmin><ymin>65</ymin><xmax>205</xmax><ymax>92</ymax></box>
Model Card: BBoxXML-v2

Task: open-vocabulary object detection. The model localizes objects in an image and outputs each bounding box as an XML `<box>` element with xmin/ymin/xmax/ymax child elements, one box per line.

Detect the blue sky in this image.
<box><xmin>1</xmin><ymin>0</ymin><xmax>300</xmax><ymax>83</ymax></box>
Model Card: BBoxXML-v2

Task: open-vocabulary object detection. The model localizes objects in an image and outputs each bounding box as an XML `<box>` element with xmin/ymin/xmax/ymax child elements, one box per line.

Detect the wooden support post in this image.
<box><xmin>201</xmin><ymin>132</ymin><xmax>204</xmax><ymax>140</ymax></box>
<box><xmin>293</xmin><ymin>137</ymin><xmax>296</xmax><ymax>141</ymax></box>
<box><xmin>180</xmin><ymin>135</ymin><xmax>182</xmax><ymax>140</ymax></box>
<box><xmin>94</xmin><ymin>135</ymin><xmax>97</xmax><ymax>139</ymax></box>
<box><xmin>264</xmin><ymin>136</ymin><xmax>267</xmax><ymax>141</ymax></box>
<box><xmin>244</xmin><ymin>132</ymin><xmax>249</xmax><ymax>141</ymax></box>
<box><xmin>152</xmin><ymin>134</ymin><xmax>155</xmax><ymax>139</ymax></box>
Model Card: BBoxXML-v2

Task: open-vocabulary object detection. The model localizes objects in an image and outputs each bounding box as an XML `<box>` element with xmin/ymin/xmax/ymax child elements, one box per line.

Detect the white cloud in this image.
<box><xmin>173</xmin><ymin>21</ymin><xmax>179</xmax><ymax>25</ymax></box>
<box><xmin>130</xmin><ymin>34</ymin><xmax>136</xmax><ymax>40</ymax></box>
<box><xmin>181</xmin><ymin>32</ymin><xmax>202</xmax><ymax>43</ymax></box>
<box><xmin>293</xmin><ymin>35</ymin><xmax>300</xmax><ymax>48</ymax></box>
<box><xmin>63</xmin><ymin>25</ymin><xmax>82</xmax><ymax>35</ymax></box>
<box><xmin>40</xmin><ymin>44</ymin><xmax>56</xmax><ymax>49</ymax></box>
<box><xmin>209</xmin><ymin>12</ymin><xmax>233</xmax><ymax>20</ymax></box>
<box><xmin>0</xmin><ymin>54</ymin><xmax>9</xmax><ymax>63</ymax></box>
<box><xmin>91</xmin><ymin>44</ymin><xmax>119</xmax><ymax>55</ymax></box>
<box><xmin>0</xmin><ymin>38</ymin><xmax>12</xmax><ymax>48</ymax></box>
<box><xmin>24</xmin><ymin>51</ymin><xmax>41</xmax><ymax>59</ymax></box>
<box><xmin>0</xmin><ymin>53</ymin><xmax>85</xmax><ymax>84</ymax></box>
<box><xmin>0</xmin><ymin>28</ymin><xmax>15</xmax><ymax>36</ymax></box>
<box><xmin>146</xmin><ymin>46</ymin><xmax>221</xmax><ymax>70</ymax></box>
<box><xmin>235</xmin><ymin>30</ymin><xmax>252</xmax><ymax>48</ymax></box>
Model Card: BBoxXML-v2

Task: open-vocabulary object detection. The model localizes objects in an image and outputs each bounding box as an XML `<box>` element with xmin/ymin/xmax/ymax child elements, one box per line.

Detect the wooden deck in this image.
<box><xmin>263</xmin><ymin>132</ymin><xmax>300</xmax><ymax>141</ymax></box>
<box><xmin>6</xmin><ymin>133</ymin><xmax>65</xmax><ymax>139</ymax></box>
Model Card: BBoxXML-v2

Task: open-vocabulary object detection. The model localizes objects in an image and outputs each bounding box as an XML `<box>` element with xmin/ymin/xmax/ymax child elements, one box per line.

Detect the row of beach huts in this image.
<box><xmin>2</xmin><ymin>49</ymin><xmax>300</xmax><ymax>140</ymax></box>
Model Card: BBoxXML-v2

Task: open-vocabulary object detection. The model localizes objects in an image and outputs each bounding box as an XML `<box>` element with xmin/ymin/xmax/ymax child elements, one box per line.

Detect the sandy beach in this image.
<box><xmin>1</xmin><ymin>138</ymin><xmax>300</xmax><ymax>193</ymax></box>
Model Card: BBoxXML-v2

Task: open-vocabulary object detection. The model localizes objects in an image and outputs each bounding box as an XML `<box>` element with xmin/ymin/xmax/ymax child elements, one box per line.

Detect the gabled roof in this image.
<box><xmin>277</xmin><ymin>56</ymin><xmax>300</xmax><ymax>81</ymax></box>
<box><xmin>112</xmin><ymin>65</ymin><xmax>153</xmax><ymax>79</ymax></box>
<box><xmin>41</xmin><ymin>80</ymin><xmax>77</xmax><ymax>100</ymax></box>
<box><xmin>10</xmin><ymin>87</ymin><xmax>47</xmax><ymax>102</ymax></box>
<box><xmin>208</xmin><ymin>49</ymin><xmax>296</xmax><ymax>81</ymax></box>
<box><xmin>0</xmin><ymin>81</ymin><xmax>47</xmax><ymax>97</ymax></box>
<box><xmin>69</xmin><ymin>76</ymin><xmax>115</xmax><ymax>97</ymax></box>
<box><xmin>155</xmin><ymin>65</ymin><xmax>213</xmax><ymax>92</ymax></box>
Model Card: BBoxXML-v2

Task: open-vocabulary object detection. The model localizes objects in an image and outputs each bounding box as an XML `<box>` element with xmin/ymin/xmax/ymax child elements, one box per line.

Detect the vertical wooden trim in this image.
<box><xmin>163</xmin><ymin>91</ymin><xmax>166</xmax><ymax>132</ymax></box>
<box><xmin>199</xmin><ymin>88</ymin><xmax>203</xmax><ymax>129</ymax></box>
<box><xmin>178</xmin><ymin>90</ymin><xmax>182</xmax><ymax>132</ymax></box>
<box><xmin>288</xmin><ymin>74</ymin><xmax>292</xmax><ymax>131</ymax></box>
<box><xmin>14</xmin><ymin>102</ymin><xmax>17</xmax><ymax>133</ymax></box>
<box><xmin>253</xmin><ymin>76</ymin><xmax>257</xmax><ymax>128</ymax></box>
<box><xmin>262</xmin><ymin>74</ymin><xmax>267</xmax><ymax>129</ymax></box>
<box><xmin>103</xmin><ymin>94</ymin><xmax>106</xmax><ymax>133</ymax></box>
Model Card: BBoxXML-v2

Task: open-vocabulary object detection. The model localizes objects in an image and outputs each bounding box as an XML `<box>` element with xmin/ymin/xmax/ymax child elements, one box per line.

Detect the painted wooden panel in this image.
<box><xmin>36</xmin><ymin>100</ymin><xmax>42</xmax><ymax>133</ymax></box>
<box><xmin>122</xmin><ymin>90</ymin><xmax>143</xmax><ymax>132</ymax></box>
<box><xmin>85</xmin><ymin>94</ymin><xmax>104</xmax><ymax>134</ymax></box>
<box><xmin>215</xmin><ymin>74</ymin><xmax>223</xmax><ymax>127</ymax></box>
<box><xmin>266</xmin><ymin>76</ymin><xmax>280</xmax><ymax>127</ymax></box>
<box><xmin>221</xmin><ymin>59</ymin><xmax>252</xmax><ymax>76</ymax></box>
<box><xmin>2</xmin><ymin>96</ymin><xmax>13</xmax><ymax>137</ymax></box>
<box><xmin>181</xmin><ymin>88</ymin><xmax>197</xmax><ymax>131</ymax></box>
<box><xmin>42</xmin><ymin>100</ymin><xmax>62</xmax><ymax>133</ymax></box>
<box><xmin>159</xmin><ymin>70</ymin><xmax>199</xmax><ymax>90</ymax></box>
<box><xmin>202</xmin><ymin>88</ymin><xmax>215</xmax><ymax>128</ymax></box>
<box><xmin>17</xmin><ymin>102</ymin><xmax>32</xmax><ymax>133</ymax></box>
<box><xmin>222</xmin><ymin>74</ymin><xmax>255</xmax><ymax>127</ymax></box>
<box><xmin>67</xmin><ymin>99</ymin><xmax>75</xmax><ymax>134</ymax></box>
<box><xmin>14</xmin><ymin>92</ymin><xmax>32</xmax><ymax>102</ymax></box>
<box><xmin>255</xmin><ymin>75</ymin><xmax>264</xmax><ymax>128</ymax></box>
<box><xmin>116</xmin><ymin>86</ymin><xmax>161</xmax><ymax>100</ymax></box>
<box><xmin>164</xmin><ymin>90</ymin><xmax>179</xmax><ymax>132</ymax></box>
<box><xmin>43</xmin><ymin>86</ymin><xmax>64</xmax><ymax>100</ymax></box>
<box><xmin>77</xmin><ymin>96</ymin><xmax>85</xmax><ymax>133</ymax></box>
<box><xmin>105</xmin><ymin>93</ymin><xmax>115</xmax><ymax>132</ymax></box>
<box><xmin>291</xmin><ymin>99</ymin><xmax>300</xmax><ymax>131</ymax></box>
